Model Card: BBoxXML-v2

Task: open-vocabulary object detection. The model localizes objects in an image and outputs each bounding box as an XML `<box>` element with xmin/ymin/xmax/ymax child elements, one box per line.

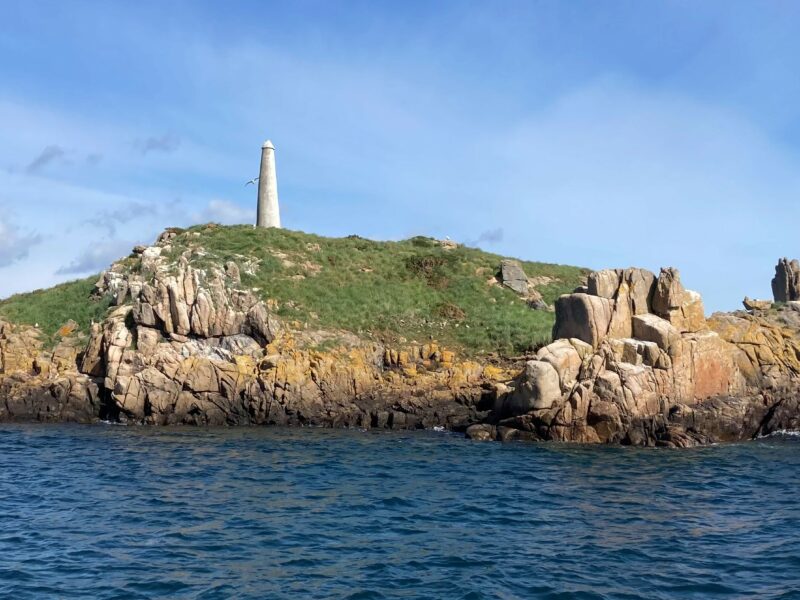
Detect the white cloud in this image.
<box><xmin>193</xmin><ymin>199</ymin><xmax>253</xmax><ymax>225</ymax></box>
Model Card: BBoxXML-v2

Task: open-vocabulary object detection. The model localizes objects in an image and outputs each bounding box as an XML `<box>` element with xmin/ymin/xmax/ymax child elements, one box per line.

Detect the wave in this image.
<box><xmin>762</xmin><ymin>429</ymin><xmax>800</xmax><ymax>438</ymax></box>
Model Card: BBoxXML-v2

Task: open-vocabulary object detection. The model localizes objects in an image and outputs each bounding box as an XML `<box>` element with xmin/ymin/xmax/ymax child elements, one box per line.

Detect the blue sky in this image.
<box><xmin>1</xmin><ymin>1</ymin><xmax>800</xmax><ymax>311</ymax></box>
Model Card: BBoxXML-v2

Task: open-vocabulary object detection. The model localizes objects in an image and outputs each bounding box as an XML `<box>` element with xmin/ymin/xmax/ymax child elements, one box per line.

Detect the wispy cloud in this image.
<box><xmin>25</xmin><ymin>145</ymin><xmax>66</xmax><ymax>173</ymax></box>
<box><xmin>87</xmin><ymin>200</ymin><xmax>158</xmax><ymax>236</ymax></box>
<box><xmin>55</xmin><ymin>239</ymin><xmax>134</xmax><ymax>275</ymax></box>
<box><xmin>134</xmin><ymin>133</ymin><xmax>181</xmax><ymax>155</ymax></box>
<box><xmin>0</xmin><ymin>215</ymin><xmax>42</xmax><ymax>268</ymax></box>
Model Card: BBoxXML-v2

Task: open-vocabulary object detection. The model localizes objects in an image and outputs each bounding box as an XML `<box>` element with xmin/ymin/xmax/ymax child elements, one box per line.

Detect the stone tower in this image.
<box><xmin>256</xmin><ymin>140</ymin><xmax>281</xmax><ymax>228</ymax></box>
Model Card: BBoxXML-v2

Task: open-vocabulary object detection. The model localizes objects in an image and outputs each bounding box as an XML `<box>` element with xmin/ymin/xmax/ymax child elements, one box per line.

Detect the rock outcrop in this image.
<box><xmin>743</xmin><ymin>297</ymin><xmax>772</xmax><ymax>312</ymax></box>
<box><xmin>772</xmin><ymin>258</ymin><xmax>800</xmax><ymax>302</ymax></box>
<box><xmin>0</xmin><ymin>321</ymin><xmax>100</xmax><ymax>422</ymax></box>
<box><xmin>469</xmin><ymin>266</ymin><xmax>800</xmax><ymax>446</ymax></box>
<box><xmin>0</xmin><ymin>231</ymin><xmax>509</xmax><ymax>429</ymax></box>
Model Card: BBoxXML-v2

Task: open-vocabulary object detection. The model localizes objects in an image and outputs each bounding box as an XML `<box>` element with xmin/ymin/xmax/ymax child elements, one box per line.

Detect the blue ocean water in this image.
<box><xmin>0</xmin><ymin>425</ymin><xmax>798</xmax><ymax>599</ymax></box>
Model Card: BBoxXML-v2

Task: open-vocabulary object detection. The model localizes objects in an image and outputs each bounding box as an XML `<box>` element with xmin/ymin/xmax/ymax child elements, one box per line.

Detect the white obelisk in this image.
<box><xmin>256</xmin><ymin>140</ymin><xmax>280</xmax><ymax>228</ymax></box>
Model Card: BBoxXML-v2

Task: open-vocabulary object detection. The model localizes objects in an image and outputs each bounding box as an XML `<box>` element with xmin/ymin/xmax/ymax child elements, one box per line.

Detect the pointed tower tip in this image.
<box><xmin>262</xmin><ymin>140</ymin><xmax>275</xmax><ymax>149</ymax></box>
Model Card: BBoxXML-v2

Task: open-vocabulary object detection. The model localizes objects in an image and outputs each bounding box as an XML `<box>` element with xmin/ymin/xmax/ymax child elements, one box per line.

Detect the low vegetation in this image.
<box><xmin>169</xmin><ymin>225</ymin><xmax>588</xmax><ymax>355</ymax></box>
<box><xmin>0</xmin><ymin>277</ymin><xmax>112</xmax><ymax>340</ymax></box>
<box><xmin>0</xmin><ymin>225</ymin><xmax>588</xmax><ymax>356</ymax></box>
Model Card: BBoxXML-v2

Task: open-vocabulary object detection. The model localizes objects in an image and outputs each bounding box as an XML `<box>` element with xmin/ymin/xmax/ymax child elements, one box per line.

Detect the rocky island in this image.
<box><xmin>1</xmin><ymin>225</ymin><xmax>799</xmax><ymax>447</ymax></box>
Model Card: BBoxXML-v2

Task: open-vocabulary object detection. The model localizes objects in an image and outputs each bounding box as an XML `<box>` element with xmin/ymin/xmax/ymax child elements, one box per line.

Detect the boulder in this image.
<box><xmin>610</xmin><ymin>338</ymin><xmax>661</xmax><ymax>367</ymax></box>
<box><xmin>503</xmin><ymin>360</ymin><xmax>562</xmax><ymax>415</ymax></box>
<box><xmin>587</xmin><ymin>269</ymin><xmax>621</xmax><ymax>299</ymax></box>
<box><xmin>552</xmin><ymin>293</ymin><xmax>614</xmax><ymax>348</ymax></box>
<box><xmin>465</xmin><ymin>423</ymin><xmax>496</xmax><ymax>441</ymax></box>
<box><xmin>586</xmin><ymin>399</ymin><xmax>622</xmax><ymax>442</ymax></box>
<box><xmin>499</xmin><ymin>260</ymin><xmax>529</xmax><ymax>295</ymax></box>
<box><xmin>527</xmin><ymin>297</ymin><xmax>549</xmax><ymax>311</ymax></box>
<box><xmin>652</xmin><ymin>267</ymin><xmax>682</xmax><ymax>314</ymax></box>
<box><xmin>536</xmin><ymin>338</ymin><xmax>591</xmax><ymax>390</ymax></box>
<box><xmin>632</xmin><ymin>314</ymin><xmax>681</xmax><ymax>354</ymax></box>
<box><xmin>743</xmin><ymin>297</ymin><xmax>772</xmax><ymax>312</ymax></box>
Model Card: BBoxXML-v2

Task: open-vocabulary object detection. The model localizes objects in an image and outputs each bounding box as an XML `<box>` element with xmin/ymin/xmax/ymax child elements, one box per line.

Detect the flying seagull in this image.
<box><xmin>245</xmin><ymin>177</ymin><xmax>259</xmax><ymax>186</ymax></box>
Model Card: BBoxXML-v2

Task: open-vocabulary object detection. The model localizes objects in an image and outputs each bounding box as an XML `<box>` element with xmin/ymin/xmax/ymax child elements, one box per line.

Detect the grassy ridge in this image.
<box><xmin>0</xmin><ymin>277</ymin><xmax>113</xmax><ymax>341</ymax></box>
<box><xmin>0</xmin><ymin>226</ymin><xmax>588</xmax><ymax>356</ymax></box>
<box><xmin>170</xmin><ymin>226</ymin><xmax>588</xmax><ymax>355</ymax></box>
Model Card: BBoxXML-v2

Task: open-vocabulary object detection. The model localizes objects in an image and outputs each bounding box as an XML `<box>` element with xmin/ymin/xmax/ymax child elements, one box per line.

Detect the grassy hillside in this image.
<box><xmin>0</xmin><ymin>225</ymin><xmax>588</xmax><ymax>356</ymax></box>
<box><xmin>0</xmin><ymin>277</ymin><xmax>113</xmax><ymax>342</ymax></box>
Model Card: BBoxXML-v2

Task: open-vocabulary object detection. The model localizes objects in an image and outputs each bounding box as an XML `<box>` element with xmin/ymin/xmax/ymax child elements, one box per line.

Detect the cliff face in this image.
<box><xmin>2</xmin><ymin>227</ymin><xmax>800</xmax><ymax>446</ymax></box>
<box><xmin>467</xmin><ymin>267</ymin><xmax>800</xmax><ymax>446</ymax></box>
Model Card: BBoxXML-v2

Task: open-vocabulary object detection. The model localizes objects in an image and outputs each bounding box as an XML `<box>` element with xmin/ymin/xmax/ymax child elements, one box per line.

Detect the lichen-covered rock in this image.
<box><xmin>61</xmin><ymin>234</ymin><xmax>511</xmax><ymax>429</ymax></box>
<box><xmin>743</xmin><ymin>297</ymin><xmax>772</xmax><ymax>312</ymax></box>
<box><xmin>476</xmin><ymin>264</ymin><xmax>800</xmax><ymax>445</ymax></box>
<box><xmin>0</xmin><ymin>320</ymin><xmax>101</xmax><ymax>422</ymax></box>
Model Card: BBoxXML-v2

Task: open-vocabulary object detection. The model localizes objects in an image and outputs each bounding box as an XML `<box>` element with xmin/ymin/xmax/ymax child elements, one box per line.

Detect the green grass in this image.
<box><xmin>0</xmin><ymin>276</ymin><xmax>113</xmax><ymax>341</ymax></box>
<box><xmin>0</xmin><ymin>225</ymin><xmax>588</xmax><ymax>356</ymax></box>
<box><xmin>167</xmin><ymin>225</ymin><xmax>588</xmax><ymax>356</ymax></box>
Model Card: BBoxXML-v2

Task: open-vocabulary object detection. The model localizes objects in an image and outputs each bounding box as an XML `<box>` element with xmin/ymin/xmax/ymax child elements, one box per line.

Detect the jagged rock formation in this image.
<box><xmin>468</xmin><ymin>266</ymin><xmax>800</xmax><ymax>446</ymax></box>
<box><xmin>0</xmin><ymin>321</ymin><xmax>100</xmax><ymax>421</ymax></box>
<box><xmin>772</xmin><ymin>258</ymin><xmax>800</xmax><ymax>302</ymax></box>
<box><xmin>0</xmin><ymin>232</ymin><xmax>510</xmax><ymax>428</ymax></box>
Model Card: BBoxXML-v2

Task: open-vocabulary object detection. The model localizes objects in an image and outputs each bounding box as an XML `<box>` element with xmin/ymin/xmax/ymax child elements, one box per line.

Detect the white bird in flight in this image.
<box><xmin>245</xmin><ymin>177</ymin><xmax>259</xmax><ymax>186</ymax></box>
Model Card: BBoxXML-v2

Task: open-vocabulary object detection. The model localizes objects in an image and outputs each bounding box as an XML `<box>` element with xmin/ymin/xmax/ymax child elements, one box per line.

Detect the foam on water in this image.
<box><xmin>0</xmin><ymin>424</ymin><xmax>799</xmax><ymax>599</ymax></box>
<box><xmin>759</xmin><ymin>429</ymin><xmax>800</xmax><ymax>438</ymax></box>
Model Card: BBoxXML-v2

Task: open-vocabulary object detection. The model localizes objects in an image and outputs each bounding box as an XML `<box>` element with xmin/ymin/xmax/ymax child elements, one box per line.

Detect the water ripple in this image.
<box><xmin>0</xmin><ymin>425</ymin><xmax>798</xmax><ymax>598</ymax></box>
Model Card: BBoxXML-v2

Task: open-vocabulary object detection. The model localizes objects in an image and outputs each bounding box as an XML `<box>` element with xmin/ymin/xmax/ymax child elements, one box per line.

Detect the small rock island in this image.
<box><xmin>0</xmin><ymin>224</ymin><xmax>798</xmax><ymax>447</ymax></box>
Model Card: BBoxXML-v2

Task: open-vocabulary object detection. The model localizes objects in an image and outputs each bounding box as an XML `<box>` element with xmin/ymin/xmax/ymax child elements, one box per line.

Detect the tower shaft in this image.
<box><xmin>256</xmin><ymin>140</ymin><xmax>280</xmax><ymax>228</ymax></box>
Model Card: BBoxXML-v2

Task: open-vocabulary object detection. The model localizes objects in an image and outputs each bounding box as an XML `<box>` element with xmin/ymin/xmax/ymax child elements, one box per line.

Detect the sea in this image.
<box><xmin>0</xmin><ymin>424</ymin><xmax>798</xmax><ymax>599</ymax></box>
